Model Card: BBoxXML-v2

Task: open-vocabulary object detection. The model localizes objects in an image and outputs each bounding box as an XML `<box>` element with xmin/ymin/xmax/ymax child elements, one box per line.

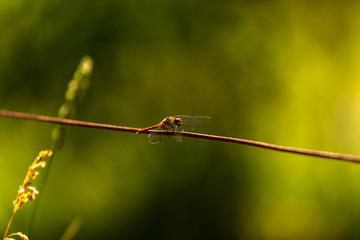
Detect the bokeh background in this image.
<box><xmin>1</xmin><ymin>0</ymin><xmax>360</xmax><ymax>239</ymax></box>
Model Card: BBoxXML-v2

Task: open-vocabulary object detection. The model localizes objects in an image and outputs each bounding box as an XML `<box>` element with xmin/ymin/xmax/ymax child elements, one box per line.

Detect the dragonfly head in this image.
<box><xmin>174</xmin><ymin>117</ymin><xmax>182</xmax><ymax>126</ymax></box>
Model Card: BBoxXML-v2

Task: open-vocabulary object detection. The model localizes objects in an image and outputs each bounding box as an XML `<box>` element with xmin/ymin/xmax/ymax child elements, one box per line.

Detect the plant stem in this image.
<box><xmin>1</xmin><ymin>109</ymin><xmax>360</xmax><ymax>163</ymax></box>
<box><xmin>3</xmin><ymin>210</ymin><xmax>15</xmax><ymax>240</ymax></box>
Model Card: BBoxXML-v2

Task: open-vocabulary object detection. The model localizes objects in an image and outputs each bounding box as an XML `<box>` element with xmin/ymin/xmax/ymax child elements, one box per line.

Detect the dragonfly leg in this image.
<box><xmin>165</xmin><ymin>128</ymin><xmax>179</xmax><ymax>142</ymax></box>
<box><xmin>166</xmin><ymin>130</ymin><xmax>173</xmax><ymax>141</ymax></box>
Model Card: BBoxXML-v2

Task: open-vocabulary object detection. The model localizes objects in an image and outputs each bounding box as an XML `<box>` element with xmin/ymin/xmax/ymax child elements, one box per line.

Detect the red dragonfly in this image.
<box><xmin>136</xmin><ymin>115</ymin><xmax>211</xmax><ymax>144</ymax></box>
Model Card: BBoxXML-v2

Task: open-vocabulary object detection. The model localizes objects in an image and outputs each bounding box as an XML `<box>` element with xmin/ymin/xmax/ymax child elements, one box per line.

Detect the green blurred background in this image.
<box><xmin>1</xmin><ymin>0</ymin><xmax>360</xmax><ymax>239</ymax></box>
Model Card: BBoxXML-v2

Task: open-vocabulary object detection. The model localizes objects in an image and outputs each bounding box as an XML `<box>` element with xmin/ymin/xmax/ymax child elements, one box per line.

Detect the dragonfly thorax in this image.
<box><xmin>163</xmin><ymin>116</ymin><xmax>183</xmax><ymax>128</ymax></box>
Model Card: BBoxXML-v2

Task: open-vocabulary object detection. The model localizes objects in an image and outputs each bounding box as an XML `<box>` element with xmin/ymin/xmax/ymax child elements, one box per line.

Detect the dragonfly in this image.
<box><xmin>136</xmin><ymin>115</ymin><xmax>211</xmax><ymax>144</ymax></box>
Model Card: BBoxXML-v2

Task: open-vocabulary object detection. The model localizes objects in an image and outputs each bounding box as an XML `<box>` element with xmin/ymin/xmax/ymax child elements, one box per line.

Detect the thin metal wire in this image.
<box><xmin>1</xmin><ymin>109</ymin><xmax>360</xmax><ymax>163</ymax></box>
<box><xmin>0</xmin><ymin>109</ymin><xmax>137</xmax><ymax>132</ymax></box>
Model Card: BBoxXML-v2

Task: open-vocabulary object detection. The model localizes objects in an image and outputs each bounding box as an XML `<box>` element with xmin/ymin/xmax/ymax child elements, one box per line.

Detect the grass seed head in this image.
<box><xmin>12</xmin><ymin>150</ymin><xmax>52</xmax><ymax>212</ymax></box>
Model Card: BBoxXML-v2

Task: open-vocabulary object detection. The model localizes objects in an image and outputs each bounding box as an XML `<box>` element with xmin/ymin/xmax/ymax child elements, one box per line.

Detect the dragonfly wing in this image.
<box><xmin>173</xmin><ymin>132</ymin><xmax>182</xmax><ymax>142</ymax></box>
<box><xmin>167</xmin><ymin>128</ymin><xmax>183</xmax><ymax>142</ymax></box>
<box><xmin>148</xmin><ymin>132</ymin><xmax>162</xmax><ymax>144</ymax></box>
<box><xmin>174</xmin><ymin>115</ymin><xmax>211</xmax><ymax>130</ymax></box>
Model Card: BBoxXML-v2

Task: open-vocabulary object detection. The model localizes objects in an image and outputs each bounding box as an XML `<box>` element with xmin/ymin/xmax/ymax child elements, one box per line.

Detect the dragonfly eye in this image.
<box><xmin>174</xmin><ymin>118</ymin><xmax>182</xmax><ymax>126</ymax></box>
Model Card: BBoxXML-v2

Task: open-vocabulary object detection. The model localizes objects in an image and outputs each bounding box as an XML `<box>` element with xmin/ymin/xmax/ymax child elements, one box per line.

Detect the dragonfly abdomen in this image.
<box><xmin>136</xmin><ymin>124</ymin><xmax>161</xmax><ymax>134</ymax></box>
